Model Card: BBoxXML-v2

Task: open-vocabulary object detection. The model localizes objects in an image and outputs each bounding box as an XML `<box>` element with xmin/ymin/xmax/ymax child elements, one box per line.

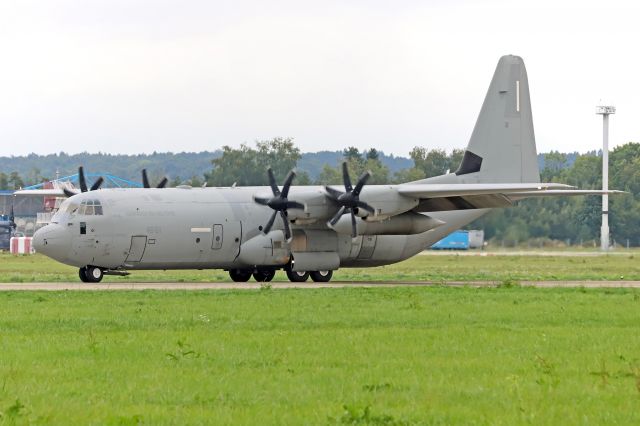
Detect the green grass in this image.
<box><xmin>1</xmin><ymin>252</ymin><xmax>640</xmax><ymax>283</ymax></box>
<box><xmin>1</xmin><ymin>287</ymin><xmax>640</xmax><ymax>424</ymax></box>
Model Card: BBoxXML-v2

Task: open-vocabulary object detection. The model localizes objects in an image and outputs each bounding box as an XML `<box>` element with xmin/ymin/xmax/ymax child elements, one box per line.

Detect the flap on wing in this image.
<box><xmin>414</xmin><ymin>194</ymin><xmax>514</xmax><ymax>212</ymax></box>
<box><xmin>398</xmin><ymin>183</ymin><xmax>573</xmax><ymax>199</ymax></box>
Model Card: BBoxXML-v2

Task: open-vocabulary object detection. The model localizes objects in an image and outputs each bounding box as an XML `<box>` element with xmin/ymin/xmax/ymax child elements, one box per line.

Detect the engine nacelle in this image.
<box><xmin>330</xmin><ymin>212</ymin><xmax>445</xmax><ymax>235</ymax></box>
<box><xmin>238</xmin><ymin>230</ymin><xmax>290</xmax><ymax>266</ymax></box>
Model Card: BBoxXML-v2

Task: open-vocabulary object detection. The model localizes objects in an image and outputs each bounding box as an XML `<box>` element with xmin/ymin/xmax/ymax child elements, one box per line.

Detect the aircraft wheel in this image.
<box><xmin>78</xmin><ymin>267</ymin><xmax>91</xmax><ymax>283</ymax></box>
<box><xmin>229</xmin><ymin>269</ymin><xmax>252</xmax><ymax>282</ymax></box>
<box><xmin>86</xmin><ymin>266</ymin><xmax>104</xmax><ymax>283</ymax></box>
<box><xmin>253</xmin><ymin>269</ymin><xmax>275</xmax><ymax>282</ymax></box>
<box><xmin>286</xmin><ymin>268</ymin><xmax>309</xmax><ymax>282</ymax></box>
<box><xmin>310</xmin><ymin>270</ymin><xmax>333</xmax><ymax>282</ymax></box>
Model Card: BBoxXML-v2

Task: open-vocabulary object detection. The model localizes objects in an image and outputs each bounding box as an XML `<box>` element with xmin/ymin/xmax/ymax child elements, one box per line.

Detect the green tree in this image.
<box><xmin>0</xmin><ymin>172</ymin><xmax>8</xmax><ymax>190</ymax></box>
<box><xmin>8</xmin><ymin>172</ymin><xmax>23</xmax><ymax>190</ymax></box>
<box><xmin>205</xmin><ymin>138</ymin><xmax>302</xmax><ymax>186</ymax></box>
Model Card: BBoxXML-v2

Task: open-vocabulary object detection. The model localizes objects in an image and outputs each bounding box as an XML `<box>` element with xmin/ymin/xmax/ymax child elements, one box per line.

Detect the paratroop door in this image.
<box><xmin>125</xmin><ymin>236</ymin><xmax>147</xmax><ymax>262</ymax></box>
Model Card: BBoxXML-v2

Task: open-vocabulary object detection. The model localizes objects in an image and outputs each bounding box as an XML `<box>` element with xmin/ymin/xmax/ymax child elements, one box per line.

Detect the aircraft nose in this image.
<box><xmin>33</xmin><ymin>224</ymin><xmax>71</xmax><ymax>258</ymax></box>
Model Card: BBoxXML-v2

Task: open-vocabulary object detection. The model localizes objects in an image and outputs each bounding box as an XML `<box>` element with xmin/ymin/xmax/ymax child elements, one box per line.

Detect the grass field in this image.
<box><xmin>1</xmin><ymin>252</ymin><xmax>640</xmax><ymax>283</ymax></box>
<box><xmin>1</xmin><ymin>286</ymin><xmax>640</xmax><ymax>424</ymax></box>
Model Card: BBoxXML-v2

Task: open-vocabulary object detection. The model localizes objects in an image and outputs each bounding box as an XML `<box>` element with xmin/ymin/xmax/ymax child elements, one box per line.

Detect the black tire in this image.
<box><xmin>78</xmin><ymin>267</ymin><xmax>91</xmax><ymax>283</ymax></box>
<box><xmin>253</xmin><ymin>269</ymin><xmax>276</xmax><ymax>282</ymax></box>
<box><xmin>229</xmin><ymin>269</ymin><xmax>252</xmax><ymax>282</ymax></box>
<box><xmin>286</xmin><ymin>268</ymin><xmax>309</xmax><ymax>282</ymax></box>
<box><xmin>86</xmin><ymin>266</ymin><xmax>104</xmax><ymax>283</ymax></box>
<box><xmin>310</xmin><ymin>270</ymin><xmax>333</xmax><ymax>282</ymax></box>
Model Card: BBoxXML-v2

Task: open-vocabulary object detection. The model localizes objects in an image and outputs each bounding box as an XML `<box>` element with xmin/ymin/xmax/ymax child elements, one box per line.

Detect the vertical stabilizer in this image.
<box><xmin>455</xmin><ymin>55</ymin><xmax>539</xmax><ymax>183</ymax></box>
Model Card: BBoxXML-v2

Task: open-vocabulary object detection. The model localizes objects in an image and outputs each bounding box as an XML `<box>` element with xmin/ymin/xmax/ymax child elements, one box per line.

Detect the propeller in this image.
<box><xmin>9</xmin><ymin>204</ymin><xmax>16</xmax><ymax>231</ymax></box>
<box><xmin>325</xmin><ymin>162</ymin><xmax>374</xmax><ymax>238</ymax></box>
<box><xmin>63</xmin><ymin>166</ymin><xmax>104</xmax><ymax>197</ymax></box>
<box><xmin>254</xmin><ymin>168</ymin><xmax>304</xmax><ymax>240</ymax></box>
<box><xmin>141</xmin><ymin>169</ymin><xmax>168</xmax><ymax>189</ymax></box>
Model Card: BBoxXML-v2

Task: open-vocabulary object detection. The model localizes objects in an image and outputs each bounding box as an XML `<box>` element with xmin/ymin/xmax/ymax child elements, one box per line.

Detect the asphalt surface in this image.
<box><xmin>1</xmin><ymin>281</ymin><xmax>640</xmax><ymax>290</ymax></box>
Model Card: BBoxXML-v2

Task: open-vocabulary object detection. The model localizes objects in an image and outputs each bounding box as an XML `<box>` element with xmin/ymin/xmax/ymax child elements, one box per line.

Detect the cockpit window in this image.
<box><xmin>77</xmin><ymin>199</ymin><xmax>103</xmax><ymax>216</ymax></box>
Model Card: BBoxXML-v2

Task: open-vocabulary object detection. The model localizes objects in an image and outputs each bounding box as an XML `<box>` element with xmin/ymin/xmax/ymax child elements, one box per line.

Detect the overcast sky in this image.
<box><xmin>0</xmin><ymin>0</ymin><xmax>638</xmax><ymax>157</ymax></box>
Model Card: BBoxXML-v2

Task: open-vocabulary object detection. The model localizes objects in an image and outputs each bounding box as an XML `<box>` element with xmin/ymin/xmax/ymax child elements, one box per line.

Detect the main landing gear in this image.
<box><xmin>79</xmin><ymin>266</ymin><xmax>104</xmax><ymax>283</ymax></box>
<box><xmin>228</xmin><ymin>267</ymin><xmax>333</xmax><ymax>283</ymax></box>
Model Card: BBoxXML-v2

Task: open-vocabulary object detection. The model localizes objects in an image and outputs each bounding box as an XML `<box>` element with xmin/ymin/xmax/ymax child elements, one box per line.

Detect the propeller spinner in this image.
<box><xmin>254</xmin><ymin>168</ymin><xmax>304</xmax><ymax>240</ymax></box>
<box><xmin>325</xmin><ymin>162</ymin><xmax>374</xmax><ymax>238</ymax></box>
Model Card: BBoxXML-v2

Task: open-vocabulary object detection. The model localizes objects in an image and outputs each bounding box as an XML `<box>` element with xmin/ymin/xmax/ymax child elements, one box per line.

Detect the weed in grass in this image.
<box><xmin>260</xmin><ymin>282</ymin><xmax>272</xmax><ymax>291</ymax></box>
<box><xmin>498</xmin><ymin>278</ymin><xmax>520</xmax><ymax>288</ymax></box>
<box><xmin>1</xmin><ymin>399</ymin><xmax>27</xmax><ymax>420</ymax></box>
<box><xmin>166</xmin><ymin>340</ymin><xmax>200</xmax><ymax>361</ymax></box>
<box><xmin>590</xmin><ymin>359</ymin><xmax>610</xmax><ymax>388</ymax></box>
<box><xmin>332</xmin><ymin>404</ymin><xmax>404</xmax><ymax>425</ymax></box>
<box><xmin>362</xmin><ymin>383</ymin><xmax>392</xmax><ymax>392</ymax></box>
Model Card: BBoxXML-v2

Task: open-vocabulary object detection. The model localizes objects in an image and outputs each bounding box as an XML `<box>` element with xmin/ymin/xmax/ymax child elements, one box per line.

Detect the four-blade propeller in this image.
<box><xmin>9</xmin><ymin>204</ymin><xmax>16</xmax><ymax>231</ymax></box>
<box><xmin>63</xmin><ymin>166</ymin><xmax>104</xmax><ymax>197</ymax></box>
<box><xmin>325</xmin><ymin>162</ymin><xmax>374</xmax><ymax>238</ymax></box>
<box><xmin>141</xmin><ymin>169</ymin><xmax>168</xmax><ymax>189</ymax></box>
<box><xmin>254</xmin><ymin>168</ymin><xmax>304</xmax><ymax>240</ymax></box>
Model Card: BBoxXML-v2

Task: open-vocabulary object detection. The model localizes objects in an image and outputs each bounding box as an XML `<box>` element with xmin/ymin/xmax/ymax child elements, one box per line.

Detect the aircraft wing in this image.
<box><xmin>397</xmin><ymin>182</ymin><xmax>573</xmax><ymax>198</ymax></box>
<box><xmin>506</xmin><ymin>189</ymin><xmax>626</xmax><ymax>201</ymax></box>
<box><xmin>395</xmin><ymin>183</ymin><xmax>607</xmax><ymax>213</ymax></box>
<box><xmin>13</xmin><ymin>189</ymin><xmax>66</xmax><ymax>197</ymax></box>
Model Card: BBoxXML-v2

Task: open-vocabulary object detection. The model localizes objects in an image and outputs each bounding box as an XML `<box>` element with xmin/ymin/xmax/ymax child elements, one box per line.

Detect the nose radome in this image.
<box><xmin>32</xmin><ymin>227</ymin><xmax>47</xmax><ymax>252</ymax></box>
<box><xmin>33</xmin><ymin>224</ymin><xmax>71</xmax><ymax>259</ymax></box>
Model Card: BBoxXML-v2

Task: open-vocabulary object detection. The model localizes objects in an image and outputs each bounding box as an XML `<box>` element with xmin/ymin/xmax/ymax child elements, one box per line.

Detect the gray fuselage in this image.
<box><xmin>33</xmin><ymin>186</ymin><xmax>486</xmax><ymax>272</ymax></box>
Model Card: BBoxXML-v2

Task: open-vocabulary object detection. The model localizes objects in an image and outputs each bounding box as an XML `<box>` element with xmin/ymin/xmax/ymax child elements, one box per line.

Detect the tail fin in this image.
<box><xmin>455</xmin><ymin>55</ymin><xmax>539</xmax><ymax>183</ymax></box>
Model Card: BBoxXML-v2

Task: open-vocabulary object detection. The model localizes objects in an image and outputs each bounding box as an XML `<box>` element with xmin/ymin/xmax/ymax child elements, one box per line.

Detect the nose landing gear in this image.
<box><xmin>79</xmin><ymin>266</ymin><xmax>104</xmax><ymax>283</ymax></box>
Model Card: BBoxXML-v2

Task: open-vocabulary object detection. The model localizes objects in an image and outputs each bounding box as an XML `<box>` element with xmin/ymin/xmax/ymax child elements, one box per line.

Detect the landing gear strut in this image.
<box><xmin>79</xmin><ymin>266</ymin><xmax>103</xmax><ymax>283</ymax></box>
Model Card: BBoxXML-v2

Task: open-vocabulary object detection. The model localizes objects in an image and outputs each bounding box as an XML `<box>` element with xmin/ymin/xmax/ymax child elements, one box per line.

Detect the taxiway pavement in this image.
<box><xmin>1</xmin><ymin>281</ymin><xmax>640</xmax><ymax>291</ymax></box>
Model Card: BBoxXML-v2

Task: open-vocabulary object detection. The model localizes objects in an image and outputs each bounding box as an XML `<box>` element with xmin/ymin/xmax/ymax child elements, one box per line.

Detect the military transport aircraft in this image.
<box><xmin>28</xmin><ymin>55</ymin><xmax>621</xmax><ymax>283</ymax></box>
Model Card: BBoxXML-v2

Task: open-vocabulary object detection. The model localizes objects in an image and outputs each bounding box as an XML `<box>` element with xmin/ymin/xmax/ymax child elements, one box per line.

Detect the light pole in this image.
<box><xmin>596</xmin><ymin>105</ymin><xmax>615</xmax><ymax>251</ymax></box>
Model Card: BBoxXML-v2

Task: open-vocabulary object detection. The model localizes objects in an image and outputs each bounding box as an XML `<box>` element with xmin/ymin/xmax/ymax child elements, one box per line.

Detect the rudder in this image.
<box><xmin>455</xmin><ymin>55</ymin><xmax>540</xmax><ymax>183</ymax></box>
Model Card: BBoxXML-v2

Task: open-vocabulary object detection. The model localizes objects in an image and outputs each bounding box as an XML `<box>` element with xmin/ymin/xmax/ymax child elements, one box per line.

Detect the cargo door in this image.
<box><xmin>125</xmin><ymin>236</ymin><xmax>147</xmax><ymax>262</ymax></box>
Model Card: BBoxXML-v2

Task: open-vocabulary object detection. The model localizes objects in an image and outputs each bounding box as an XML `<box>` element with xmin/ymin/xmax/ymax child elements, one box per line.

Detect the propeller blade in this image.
<box><xmin>350</xmin><ymin>209</ymin><xmax>357</xmax><ymax>238</ymax></box>
<box><xmin>355</xmin><ymin>200</ymin><xmax>375</xmax><ymax>214</ymax></box>
<box><xmin>341</xmin><ymin>162</ymin><xmax>353</xmax><ymax>192</ymax></box>
<box><xmin>254</xmin><ymin>196</ymin><xmax>270</xmax><ymax>205</ymax></box>
<box><xmin>280</xmin><ymin>170</ymin><xmax>296</xmax><ymax>198</ymax></box>
<box><xmin>324</xmin><ymin>186</ymin><xmax>344</xmax><ymax>200</ymax></box>
<box><xmin>9</xmin><ymin>205</ymin><xmax>15</xmax><ymax>229</ymax></box>
<box><xmin>329</xmin><ymin>206</ymin><xmax>347</xmax><ymax>226</ymax></box>
<box><xmin>63</xmin><ymin>188</ymin><xmax>77</xmax><ymax>198</ymax></box>
<box><xmin>90</xmin><ymin>177</ymin><xmax>104</xmax><ymax>191</ymax></box>
<box><xmin>142</xmin><ymin>169</ymin><xmax>151</xmax><ymax>188</ymax></box>
<box><xmin>263</xmin><ymin>210</ymin><xmax>278</xmax><ymax>234</ymax></box>
<box><xmin>78</xmin><ymin>167</ymin><xmax>88</xmax><ymax>192</ymax></box>
<box><xmin>267</xmin><ymin>168</ymin><xmax>280</xmax><ymax>196</ymax></box>
<box><xmin>286</xmin><ymin>201</ymin><xmax>304</xmax><ymax>210</ymax></box>
<box><xmin>156</xmin><ymin>177</ymin><xmax>168</xmax><ymax>189</ymax></box>
<box><xmin>280</xmin><ymin>211</ymin><xmax>291</xmax><ymax>240</ymax></box>
<box><xmin>352</xmin><ymin>171</ymin><xmax>371</xmax><ymax>196</ymax></box>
